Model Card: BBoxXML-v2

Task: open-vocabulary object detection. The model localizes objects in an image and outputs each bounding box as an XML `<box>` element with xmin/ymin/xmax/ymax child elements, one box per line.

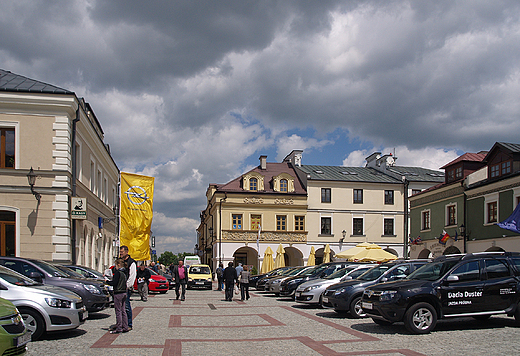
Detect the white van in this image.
<box><xmin>184</xmin><ymin>255</ymin><xmax>201</xmax><ymax>267</ymax></box>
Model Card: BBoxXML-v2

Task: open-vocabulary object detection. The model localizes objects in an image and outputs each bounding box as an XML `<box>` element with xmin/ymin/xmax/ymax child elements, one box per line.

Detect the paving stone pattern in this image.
<box><xmin>27</xmin><ymin>283</ymin><xmax>520</xmax><ymax>355</ymax></box>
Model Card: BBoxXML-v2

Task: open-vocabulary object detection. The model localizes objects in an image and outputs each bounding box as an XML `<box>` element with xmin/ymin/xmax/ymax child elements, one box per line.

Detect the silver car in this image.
<box><xmin>267</xmin><ymin>266</ymin><xmax>313</xmax><ymax>295</ymax></box>
<box><xmin>295</xmin><ymin>265</ymin><xmax>374</xmax><ymax>306</ymax></box>
<box><xmin>0</xmin><ymin>265</ymin><xmax>87</xmax><ymax>340</ymax></box>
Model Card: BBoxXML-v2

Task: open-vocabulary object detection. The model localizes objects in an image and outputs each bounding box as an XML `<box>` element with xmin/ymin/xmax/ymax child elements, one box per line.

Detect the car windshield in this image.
<box><xmin>54</xmin><ymin>265</ymin><xmax>85</xmax><ymax>279</ymax></box>
<box><xmin>190</xmin><ymin>266</ymin><xmax>211</xmax><ymax>274</ymax></box>
<box><xmin>77</xmin><ymin>266</ymin><xmax>103</xmax><ymax>279</ymax></box>
<box><xmin>356</xmin><ymin>264</ymin><xmax>391</xmax><ymax>281</ymax></box>
<box><xmin>347</xmin><ymin>267</ymin><xmax>372</xmax><ymax>279</ymax></box>
<box><xmin>407</xmin><ymin>260</ymin><xmax>460</xmax><ymax>281</ymax></box>
<box><xmin>324</xmin><ymin>267</ymin><xmax>355</xmax><ymax>280</ymax></box>
<box><xmin>31</xmin><ymin>260</ymin><xmax>70</xmax><ymax>277</ymax></box>
<box><xmin>0</xmin><ymin>266</ymin><xmax>39</xmax><ymax>286</ymax></box>
<box><xmin>288</xmin><ymin>267</ymin><xmax>308</xmax><ymax>276</ymax></box>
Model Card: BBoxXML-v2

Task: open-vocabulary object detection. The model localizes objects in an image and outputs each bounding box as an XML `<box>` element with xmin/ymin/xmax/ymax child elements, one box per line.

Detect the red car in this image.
<box><xmin>133</xmin><ymin>268</ymin><xmax>169</xmax><ymax>294</ymax></box>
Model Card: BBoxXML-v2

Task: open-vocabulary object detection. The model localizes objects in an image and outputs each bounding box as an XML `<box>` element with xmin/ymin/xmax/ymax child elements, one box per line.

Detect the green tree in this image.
<box><xmin>158</xmin><ymin>251</ymin><xmax>175</xmax><ymax>266</ymax></box>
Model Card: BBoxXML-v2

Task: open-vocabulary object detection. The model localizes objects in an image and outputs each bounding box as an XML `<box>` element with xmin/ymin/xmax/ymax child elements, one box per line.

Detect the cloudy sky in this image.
<box><xmin>2</xmin><ymin>0</ymin><xmax>520</xmax><ymax>256</ymax></box>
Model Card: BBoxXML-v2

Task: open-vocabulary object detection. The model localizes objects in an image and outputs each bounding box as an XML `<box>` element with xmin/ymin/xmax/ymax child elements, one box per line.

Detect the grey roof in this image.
<box><xmin>0</xmin><ymin>69</ymin><xmax>73</xmax><ymax>94</ymax></box>
<box><xmin>298</xmin><ymin>165</ymin><xmax>444</xmax><ymax>184</ymax></box>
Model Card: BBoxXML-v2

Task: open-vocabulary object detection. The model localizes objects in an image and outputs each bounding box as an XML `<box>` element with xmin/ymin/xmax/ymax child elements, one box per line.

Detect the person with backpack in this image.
<box><xmin>216</xmin><ymin>263</ymin><xmax>224</xmax><ymax>291</ymax></box>
<box><xmin>106</xmin><ymin>258</ymin><xmax>130</xmax><ymax>334</ymax></box>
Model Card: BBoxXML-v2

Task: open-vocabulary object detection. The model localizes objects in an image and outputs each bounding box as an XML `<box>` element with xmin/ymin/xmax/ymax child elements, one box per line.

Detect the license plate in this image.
<box><xmin>196</xmin><ymin>282</ymin><xmax>204</xmax><ymax>285</ymax></box>
<box><xmin>15</xmin><ymin>332</ymin><xmax>31</xmax><ymax>347</ymax></box>
<box><xmin>362</xmin><ymin>302</ymin><xmax>373</xmax><ymax>310</ymax></box>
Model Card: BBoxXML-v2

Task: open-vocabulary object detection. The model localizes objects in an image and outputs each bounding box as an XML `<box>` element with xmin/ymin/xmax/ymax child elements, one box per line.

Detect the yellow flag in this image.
<box><xmin>120</xmin><ymin>172</ymin><xmax>154</xmax><ymax>261</ymax></box>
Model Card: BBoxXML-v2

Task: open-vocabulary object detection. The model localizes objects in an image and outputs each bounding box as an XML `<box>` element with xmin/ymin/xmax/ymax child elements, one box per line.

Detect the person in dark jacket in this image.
<box><xmin>215</xmin><ymin>263</ymin><xmax>224</xmax><ymax>291</ymax></box>
<box><xmin>119</xmin><ymin>245</ymin><xmax>136</xmax><ymax>330</ymax></box>
<box><xmin>137</xmin><ymin>264</ymin><xmax>151</xmax><ymax>302</ymax></box>
<box><xmin>171</xmin><ymin>260</ymin><xmax>188</xmax><ymax>301</ymax></box>
<box><xmin>106</xmin><ymin>259</ymin><xmax>129</xmax><ymax>334</ymax></box>
<box><xmin>223</xmin><ymin>262</ymin><xmax>237</xmax><ymax>301</ymax></box>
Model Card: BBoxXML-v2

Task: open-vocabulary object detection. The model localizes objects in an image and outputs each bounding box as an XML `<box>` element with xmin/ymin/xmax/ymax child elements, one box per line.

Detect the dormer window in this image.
<box><xmin>250</xmin><ymin>178</ymin><xmax>258</xmax><ymax>191</ymax></box>
<box><xmin>273</xmin><ymin>173</ymin><xmax>295</xmax><ymax>193</ymax></box>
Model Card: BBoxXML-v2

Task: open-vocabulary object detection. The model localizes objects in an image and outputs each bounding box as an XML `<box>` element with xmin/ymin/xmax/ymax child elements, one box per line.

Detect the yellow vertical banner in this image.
<box><xmin>120</xmin><ymin>172</ymin><xmax>154</xmax><ymax>261</ymax></box>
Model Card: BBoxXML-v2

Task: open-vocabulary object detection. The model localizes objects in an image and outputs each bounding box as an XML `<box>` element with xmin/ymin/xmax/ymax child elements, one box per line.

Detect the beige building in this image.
<box><xmin>0</xmin><ymin>69</ymin><xmax>118</xmax><ymax>271</ymax></box>
<box><xmin>198</xmin><ymin>156</ymin><xmax>308</xmax><ymax>271</ymax></box>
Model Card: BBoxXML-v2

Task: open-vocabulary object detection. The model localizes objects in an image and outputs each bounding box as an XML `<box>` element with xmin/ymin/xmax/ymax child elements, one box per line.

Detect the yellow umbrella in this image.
<box><xmin>307</xmin><ymin>246</ymin><xmax>316</xmax><ymax>266</ymax></box>
<box><xmin>261</xmin><ymin>247</ymin><xmax>274</xmax><ymax>273</ymax></box>
<box><xmin>335</xmin><ymin>242</ymin><xmax>372</xmax><ymax>259</ymax></box>
<box><xmin>323</xmin><ymin>244</ymin><xmax>331</xmax><ymax>263</ymax></box>
<box><xmin>274</xmin><ymin>244</ymin><xmax>286</xmax><ymax>268</ymax></box>
<box><xmin>348</xmin><ymin>244</ymin><xmax>397</xmax><ymax>263</ymax></box>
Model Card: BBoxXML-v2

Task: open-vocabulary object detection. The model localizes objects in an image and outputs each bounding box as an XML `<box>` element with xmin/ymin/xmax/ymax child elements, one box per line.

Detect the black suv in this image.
<box><xmin>323</xmin><ymin>259</ymin><xmax>428</xmax><ymax>318</ymax></box>
<box><xmin>279</xmin><ymin>262</ymin><xmax>352</xmax><ymax>298</ymax></box>
<box><xmin>0</xmin><ymin>257</ymin><xmax>110</xmax><ymax>313</ymax></box>
<box><xmin>361</xmin><ymin>252</ymin><xmax>520</xmax><ymax>334</ymax></box>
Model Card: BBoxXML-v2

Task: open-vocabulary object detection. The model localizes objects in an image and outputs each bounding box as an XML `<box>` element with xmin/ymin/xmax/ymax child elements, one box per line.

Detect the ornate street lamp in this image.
<box><xmin>27</xmin><ymin>167</ymin><xmax>41</xmax><ymax>201</ymax></box>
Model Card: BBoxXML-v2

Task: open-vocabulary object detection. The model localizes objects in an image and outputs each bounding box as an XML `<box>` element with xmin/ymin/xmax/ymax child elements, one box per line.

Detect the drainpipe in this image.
<box><xmin>218</xmin><ymin>194</ymin><xmax>227</xmax><ymax>265</ymax></box>
<box><xmin>70</xmin><ymin>104</ymin><xmax>81</xmax><ymax>264</ymax></box>
<box><xmin>402</xmin><ymin>177</ymin><xmax>409</xmax><ymax>259</ymax></box>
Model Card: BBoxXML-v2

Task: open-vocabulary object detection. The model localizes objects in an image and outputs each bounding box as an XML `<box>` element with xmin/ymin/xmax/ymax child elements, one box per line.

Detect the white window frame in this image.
<box><xmin>0</xmin><ymin>121</ymin><xmax>20</xmax><ymax>169</ymax></box>
<box><xmin>352</xmin><ymin>215</ymin><xmax>365</xmax><ymax>236</ymax></box>
<box><xmin>445</xmin><ymin>202</ymin><xmax>457</xmax><ymax>227</ymax></box>
<box><xmin>319</xmin><ymin>214</ymin><xmax>333</xmax><ymax>236</ymax></box>
<box><xmin>484</xmin><ymin>193</ymin><xmax>499</xmax><ymax>225</ymax></box>
<box><xmin>382</xmin><ymin>216</ymin><xmax>395</xmax><ymax>236</ymax></box>
<box><xmin>421</xmin><ymin>209</ymin><xmax>431</xmax><ymax>231</ymax></box>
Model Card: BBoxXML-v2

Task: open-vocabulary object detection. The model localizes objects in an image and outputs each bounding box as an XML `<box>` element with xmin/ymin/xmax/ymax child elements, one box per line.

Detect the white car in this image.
<box><xmin>295</xmin><ymin>265</ymin><xmax>374</xmax><ymax>306</ymax></box>
<box><xmin>0</xmin><ymin>265</ymin><xmax>87</xmax><ymax>340</ymax></box>
<box><xmin>266</xmin><ymin>266</ymin><xmax>313</xmax><ymax>295</ymax></box>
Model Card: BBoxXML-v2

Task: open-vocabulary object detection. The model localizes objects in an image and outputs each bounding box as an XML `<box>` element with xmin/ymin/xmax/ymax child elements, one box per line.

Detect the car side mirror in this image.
<box><xmin>445</xmin><ymin>275</ymin><xmax>459</xmax><ymax>283</ymax></box>
<box><xmin>29</xmin><ymin>272</ymin><xmax>43</xmax><ymax>283</ymax></box>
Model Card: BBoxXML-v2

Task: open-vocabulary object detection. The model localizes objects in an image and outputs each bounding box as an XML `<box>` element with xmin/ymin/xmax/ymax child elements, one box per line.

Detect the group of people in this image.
<box><xmin>106</xmin><ymin>248</ymin><xmax>190</xmax><ymax>334</ymax></box>
<box><xmin>216</xmin><ymin>262</ymin><xmax>251</xmax><ymax>301</ymax></box>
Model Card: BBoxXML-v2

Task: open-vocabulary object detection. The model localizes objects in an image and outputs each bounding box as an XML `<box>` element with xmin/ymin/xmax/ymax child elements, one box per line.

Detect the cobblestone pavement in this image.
<box><xmin>27</xmin><ymin>284</ymin><xmax>520</xmax><ymax>355</ymax></box>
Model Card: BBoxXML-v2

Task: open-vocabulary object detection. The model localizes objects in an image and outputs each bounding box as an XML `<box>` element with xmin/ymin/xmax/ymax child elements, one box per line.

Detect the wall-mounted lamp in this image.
<box><xmin>27</xmin><ymin>167</ymin><xmax>41</xmax><ymax>201</ymax></box>
<box><xmin>340</xmin><ymin>230</ymin><xmax>346</xmax><ymax>242</ymax></box>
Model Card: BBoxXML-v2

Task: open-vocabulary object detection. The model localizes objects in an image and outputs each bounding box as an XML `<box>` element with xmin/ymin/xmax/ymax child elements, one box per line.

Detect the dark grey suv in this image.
<box><xmin>0</xmin><ymin>257</ymin><xmax>109</xmax><ymax>313</ymax></box>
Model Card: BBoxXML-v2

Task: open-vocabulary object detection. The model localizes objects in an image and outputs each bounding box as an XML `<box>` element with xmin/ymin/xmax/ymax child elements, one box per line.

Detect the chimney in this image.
<box><xmin>259</xmin><ymin>155</ymin><xmax>267</xmax><ymax>170</ymax></box>
<box><xmin>365</xmin><ymin>152</ymin><xmax>381</xmax><ymax>168</ymax></box>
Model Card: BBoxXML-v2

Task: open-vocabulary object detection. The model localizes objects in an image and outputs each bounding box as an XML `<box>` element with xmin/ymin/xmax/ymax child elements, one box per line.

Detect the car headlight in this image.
<box><xmin>188</xmin><ymin>278</ymin><xmax>193</xmax><ymax>282</ymax></box>
<box><xmin>304</xmin><ymin>285</ymin><xmax>321</xmax><ymax>293</ymax></box>
<box><xmin>206</xmin><ymin>278</ymin><xmax>212</xmax><ymax>282</ymax></box>
<box><xmin>379</xmin><ymin>290</ymin><xmax>398</xmax><ymax>302</ymax></box>
<box><xmin>45</xmin><ymin>298</ymin><xmax>72</xmax><ymax>308</ymax></box>
<box><xmin>83</xmin><ymin>284</ymin><xmax>101</xmax><ymax>294</ymax></box>
<box><xmin>149</xmin><ymin>278</ymin><xmax>155</xmax><ymax>283</ymax></box>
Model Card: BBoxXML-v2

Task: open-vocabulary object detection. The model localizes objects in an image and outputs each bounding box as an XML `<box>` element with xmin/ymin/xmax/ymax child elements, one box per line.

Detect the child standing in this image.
<box><xmin>107</xmin><ymin>258</ymin><xmax>130</xmax><ymax>333</ymax></box>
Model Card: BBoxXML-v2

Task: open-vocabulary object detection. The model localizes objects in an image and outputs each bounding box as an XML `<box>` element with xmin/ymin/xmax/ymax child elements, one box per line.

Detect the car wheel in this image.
<box><xmin>372</xmin><ymin>318</ymin><xmax>393</xmax><ymax>326</ymax></box>
<box><xmin>349</xmin><ymin>296</ymin><xmax>366</xmax><ymax>318</ymax></box>
<box><xmin>19</xmin><ymin>308</ymin><xmax>45</xmax><ymax>341</ymax></box>
<box><xmin>404</xmin><ymin>302</ymin><xmax>437</xmax><ymax>334</ymax></box>
<box><xmin>514</xmin><ymin>303</ymin><xmax>520</xmax><ymax>325</ymax></box>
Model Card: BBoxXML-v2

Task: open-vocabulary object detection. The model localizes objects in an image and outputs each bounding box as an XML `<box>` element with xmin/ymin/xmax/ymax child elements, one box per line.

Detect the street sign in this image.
<box><xmin>151</xmin><ymin>250</ymin><xmax>157</xmax><ymax>255</ymax></box>
<box><xmin>71</xmin><ymin>197</ymin><xmax>87</xmax><ymax>220</ymax></box>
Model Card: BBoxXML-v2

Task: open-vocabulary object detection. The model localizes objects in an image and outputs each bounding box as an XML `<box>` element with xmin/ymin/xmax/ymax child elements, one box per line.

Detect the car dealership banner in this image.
<box><xmin>120</xmin><ymin>172</ymin><xmax>154</xmax><ymax>261</ymax></box>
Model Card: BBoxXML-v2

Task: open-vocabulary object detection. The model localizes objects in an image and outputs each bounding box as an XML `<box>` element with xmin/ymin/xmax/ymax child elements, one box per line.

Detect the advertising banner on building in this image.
<box><xmin>120</xmin><ymin>172</ymin><xmax>154</xmax><ymax>261</ymax></box>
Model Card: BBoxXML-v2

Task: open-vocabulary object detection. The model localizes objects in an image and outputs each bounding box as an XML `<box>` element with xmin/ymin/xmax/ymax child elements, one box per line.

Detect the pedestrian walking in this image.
<box><xmin>119</xmin><ymin>245</ymin><xmax>136</xmax><ymax>330</ymax></box>
<box><xmin>223</xmin><ymin>262</ymin><xmax>237</xmax><ymax>301</ymax></box>
<box><xmin>215</xmin><ymin>263</ymin><xmax>224</xmax><ymax>291</ymax></box>
<box><xmin>106</xmin><ymin>258</ymin><xmax>129</xmax><ymax>334</ymax></box>
<box><xmin>172</xmin><ymin>260</ymin><xmax>188</xmax><ymax>301</ymax></box>
<box><xmin>239</xmin><ymin>265</ymin><xmax>251</xmax><ymax>301</ymax></box>
<box><xmin>137</xmin><ymin>263</ymin><xmax>151</xmax><ymax>302</ymax></box>
<box><xmin>235</xmin><ymin>262</ymin><xmax>243</xmax><ymax>289</ymax></box>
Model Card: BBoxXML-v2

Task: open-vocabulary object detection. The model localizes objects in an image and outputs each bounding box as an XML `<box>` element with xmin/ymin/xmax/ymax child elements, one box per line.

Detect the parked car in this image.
<box><xmin>133</xmin><ymin>268</ymin><xmax>169</xmax><ymax>293</ymax></box>
<box><xmin>63</xmin><ymin>265</ymin><xmax>114</xmax><ymax>304</ymax></box>
<box><xmin>362</xmin><ymin>252</ymin><xmax>520</xmax><ymax>334</ymax></box>
<box><xmin>0</xmin><ymin>265</ymin><xmax>86</xmax><ymax>341</ymax></box>
<box><xmin>249</xmin><ymin>266</ymin><xmax>293</xmax><ymax>289</ymax></box>
<box><xmin>187</xmin><ymin>265</ymin><xmax>212</xmax><ymax>290</ymax></box>
<box><xmin>267</xmin><ymin>266</ymin><xmax>313</xmax><ymax>295</ymax></box>
<box><xmin>255</xmin><ymin>267</ymin><xmax>296</xmax><ymax>291</ymax></box>
<box><xmin>162</xmin><ymin>272</ymin><xmax>174</xmax><ymax>290</ymax></box>
<box><xmin>0</xmin><ymin>297</ymin><xmax>30</xmax><ymax>354</ymax></box>
<box><xmin>279</xmin><ymin>262</ymin><xmax>354</xmax><ymax>298</ymax></box>
<box><xmin>0</xmin><ymin>257</ymin><xmax>109</xmax><ymax>313</ymax></box>
<box><xmin>323</xmin><ymin>259</ymin><xmax>429</xmax><ymax>318</ymax></box>
<box><xmin>296</xmin><ymin>264</ymin><xmax>375</xmax><ymax>306</ymax></box>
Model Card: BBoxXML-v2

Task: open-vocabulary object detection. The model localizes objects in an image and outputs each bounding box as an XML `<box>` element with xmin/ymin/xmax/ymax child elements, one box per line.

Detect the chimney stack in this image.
<box><xmin>259</xmin><ymin>155</ymin><xmax>267</xmax><ymax>170</ymax></box>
